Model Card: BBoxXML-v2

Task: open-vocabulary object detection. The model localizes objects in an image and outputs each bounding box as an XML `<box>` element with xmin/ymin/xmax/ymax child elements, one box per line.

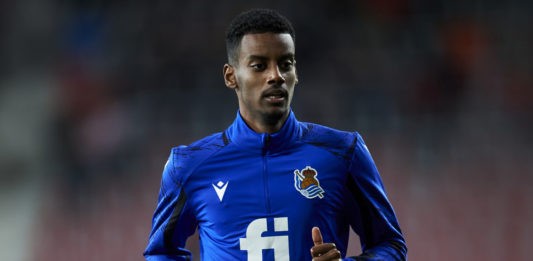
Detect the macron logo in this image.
<box><xmin>212</xmin><ymin>181</ymin><xmax>229</xmax><ymax>202</ymax></box>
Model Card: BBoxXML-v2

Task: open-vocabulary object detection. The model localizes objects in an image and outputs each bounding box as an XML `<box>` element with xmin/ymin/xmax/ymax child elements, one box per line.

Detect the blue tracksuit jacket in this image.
<box><xmin>144</xmin><ymin>111</ymin><xmax>407</xmax><ymax>260</ymax></box>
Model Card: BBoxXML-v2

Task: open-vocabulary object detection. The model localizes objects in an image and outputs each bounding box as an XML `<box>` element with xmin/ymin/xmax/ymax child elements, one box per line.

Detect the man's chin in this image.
<box><xmin>262</xmin><ymin>108</ymin><xmax>289</xmax><ymax>125</ymax></box>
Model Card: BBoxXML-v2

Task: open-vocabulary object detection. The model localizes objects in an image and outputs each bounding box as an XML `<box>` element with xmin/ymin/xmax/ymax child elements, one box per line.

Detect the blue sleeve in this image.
<box><xmin>347</xmin><ymin>133</ymin><xmax>407</xmax><ymax>260</ymax></box>
<box><xmin>144</xmin><ymin>149</ymin><xmax>198</xmax><ymax>260</ymax></box>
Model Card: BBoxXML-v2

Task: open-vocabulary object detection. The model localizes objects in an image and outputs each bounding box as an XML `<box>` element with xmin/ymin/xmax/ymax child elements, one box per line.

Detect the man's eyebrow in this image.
<box><xmin>246</xmin><ymin>53</ymin><xmax>295</xmax><ymax>61</ymax></box>
<box><xmin>246</xmin><ymin>55</ymin><xmax>268</xmax><ymax>61</ymax></box>
<box><xmin>279</xmin><ymin>53</ymin><xmax>295</xmax><ymax>61</ymax></box>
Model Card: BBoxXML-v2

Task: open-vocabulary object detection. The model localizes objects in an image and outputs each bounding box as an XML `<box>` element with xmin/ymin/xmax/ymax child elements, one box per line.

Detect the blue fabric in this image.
<box><xmin>144</xmin><ymin>111</ymin><xmax>407</xmax><ymax>260</ymax></box>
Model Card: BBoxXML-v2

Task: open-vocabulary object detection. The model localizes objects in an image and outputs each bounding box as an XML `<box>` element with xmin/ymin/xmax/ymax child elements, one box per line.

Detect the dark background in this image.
<box><xmin>0</xmin><ymin>0</ymin><xmax>531</xmax><ymax>260</ymax></box>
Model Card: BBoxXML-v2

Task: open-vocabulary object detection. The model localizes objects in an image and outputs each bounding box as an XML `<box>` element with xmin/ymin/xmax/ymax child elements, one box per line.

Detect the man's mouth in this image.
<box><xmin>263</xmin><ymin>91</ymin><xmax>287</xmax><ymax>103</ymax></box>
<box><xmin>266</xmin><ymin>94</ymin><xmax>284</xmax><ymax>100</ymax></box>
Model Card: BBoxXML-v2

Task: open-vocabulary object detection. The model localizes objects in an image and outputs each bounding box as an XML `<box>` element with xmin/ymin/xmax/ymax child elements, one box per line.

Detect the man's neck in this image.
<box><xmin>242</xmin><ymin>112</ymin><xmax>289</xmax><ymax>134</ymax></box>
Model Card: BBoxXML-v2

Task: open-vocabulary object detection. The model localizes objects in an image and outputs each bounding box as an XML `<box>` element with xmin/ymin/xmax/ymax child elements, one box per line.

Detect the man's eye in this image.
<box><xmin>281</xmin><ymin>61</ymin><xmax>294</xmax><ymax>70</ymax></box>
<box><xmin>251</xmin><ymin>63</ymin><xmax>265</xmax><ymax>70</ymax></box>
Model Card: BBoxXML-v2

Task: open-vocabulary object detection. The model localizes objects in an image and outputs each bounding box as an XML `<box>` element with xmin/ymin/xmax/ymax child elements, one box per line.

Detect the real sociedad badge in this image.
<box><xmin>293</xmin><ymin>166</ymin><xmax>324</xmax><ymax>199</ymax></box>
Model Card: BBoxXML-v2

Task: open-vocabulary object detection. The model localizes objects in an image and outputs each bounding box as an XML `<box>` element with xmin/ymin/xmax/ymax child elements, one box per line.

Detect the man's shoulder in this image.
<box><xmin>169</xmin><ymin>131</ymin><xmax>229</xmax><ymax>171</ymax></box>
<box><xmin>184</xmin><ymin>131</ymin><xmax>229</xmax><ymax>150</ymax></box>
<box><xmin>299</xmin><ymin>121</ymin><xmax>357</xmax><ymax>144</ymax></box>
<box><xmin>298</xmin><ymin>122</ymin><xmax>359</xmax><ymax>161</ymax></box>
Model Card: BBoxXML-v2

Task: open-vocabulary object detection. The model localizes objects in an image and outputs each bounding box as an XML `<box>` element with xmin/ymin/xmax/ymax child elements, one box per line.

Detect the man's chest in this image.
<box><xmin>185</xmin><ymin>147</ymin><xmax>350</xmax><ymax>225</ymax></box>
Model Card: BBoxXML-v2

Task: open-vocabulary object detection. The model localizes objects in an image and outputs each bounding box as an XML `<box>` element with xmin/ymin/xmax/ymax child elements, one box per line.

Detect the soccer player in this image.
<box><xmin>144</xmin><ymin>8</ymin><xmax>407</xmax><ymax>260</ymax></box>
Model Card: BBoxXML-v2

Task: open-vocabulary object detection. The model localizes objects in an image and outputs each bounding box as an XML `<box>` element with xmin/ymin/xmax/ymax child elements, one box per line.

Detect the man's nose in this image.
<box><xmin>267</xmin><ymin>66</ymin><xmax>285</xmax><ymax>85</ymax></box>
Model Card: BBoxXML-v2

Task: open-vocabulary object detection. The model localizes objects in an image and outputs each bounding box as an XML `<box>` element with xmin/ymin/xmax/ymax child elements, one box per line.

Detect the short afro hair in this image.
<box><xmin>225</xmin><ymin>9</ymin><xmax>295</xmax><ymax>65</ymax></box>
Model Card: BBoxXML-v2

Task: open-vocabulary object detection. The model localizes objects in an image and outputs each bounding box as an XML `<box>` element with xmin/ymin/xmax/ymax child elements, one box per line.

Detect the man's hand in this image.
<box><xmin>310</xmin><ymin>227</ymin><xmax>342</xmax><ymax>261</ymax></box>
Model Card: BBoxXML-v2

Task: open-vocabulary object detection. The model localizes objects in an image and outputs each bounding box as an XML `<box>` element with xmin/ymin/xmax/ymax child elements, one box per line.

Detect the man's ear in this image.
<box><xmin>223</xmin><ymin>64</ymin><xmax>237</xmax><ymax>89</ymax></box>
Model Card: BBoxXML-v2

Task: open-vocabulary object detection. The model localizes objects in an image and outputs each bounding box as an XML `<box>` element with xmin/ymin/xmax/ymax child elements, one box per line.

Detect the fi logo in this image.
<box><xmin>293</xmin><ymin>166</ymin><xmax>325</xmax><ymax>199</ymax></box>
<box><xmin>240</xmin><ymin>217</ymin><xmax>289</xmax><ymax>260</ymax></box>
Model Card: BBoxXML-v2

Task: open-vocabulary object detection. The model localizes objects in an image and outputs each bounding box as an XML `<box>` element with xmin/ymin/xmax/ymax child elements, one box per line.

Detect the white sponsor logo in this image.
<box><xmin>240</xmin><ymin>217</ymin><xmax>290</xmax><ymax>260</ymax></box>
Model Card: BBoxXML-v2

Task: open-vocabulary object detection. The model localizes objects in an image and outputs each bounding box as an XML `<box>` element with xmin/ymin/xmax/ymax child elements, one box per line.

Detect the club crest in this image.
<box><xmin>293</xmin><ymin>166</ymin><xmax>324</xmax><ymax>199</ymax></box>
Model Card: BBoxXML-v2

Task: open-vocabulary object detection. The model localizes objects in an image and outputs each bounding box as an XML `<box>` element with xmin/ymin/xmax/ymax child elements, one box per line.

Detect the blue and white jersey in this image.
<box><xmin>144</xmin><ymin>111</ymin><xmax>407</xmax><ymax>260</ymax></box>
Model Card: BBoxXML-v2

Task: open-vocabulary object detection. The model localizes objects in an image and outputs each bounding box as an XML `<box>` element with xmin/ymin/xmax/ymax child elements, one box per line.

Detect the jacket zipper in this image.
<box><xmin>262</xmin><ymin>134</ymin><xmax>271</xmax><ymax>213</ymax></box>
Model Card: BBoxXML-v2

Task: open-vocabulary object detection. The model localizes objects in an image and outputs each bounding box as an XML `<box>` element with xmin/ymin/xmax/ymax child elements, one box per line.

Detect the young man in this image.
<box><xmin>144</xmin><ymin>9</ymin><xmax>407</xmax><ymax>261</ymax></box>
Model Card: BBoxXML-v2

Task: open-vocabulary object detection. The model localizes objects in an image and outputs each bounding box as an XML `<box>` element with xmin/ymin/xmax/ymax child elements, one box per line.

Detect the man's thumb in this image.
<box><xmin>312</xmin><ymin>227</ymin><xmax>323</xmax><ymax>246</ymax></box>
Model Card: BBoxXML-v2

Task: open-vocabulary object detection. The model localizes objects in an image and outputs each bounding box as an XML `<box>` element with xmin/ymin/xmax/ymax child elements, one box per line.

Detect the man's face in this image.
<box><xmin>224</xmin><ymin>33</ymin><xmax>297</xmax><ymax>129</ymax></box>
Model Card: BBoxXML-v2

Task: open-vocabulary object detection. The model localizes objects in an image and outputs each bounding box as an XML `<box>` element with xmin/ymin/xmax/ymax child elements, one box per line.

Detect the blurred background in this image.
<box><xmin>0</xmin><ymin>0</ymin><xmax>531</xmax><ymax>260</ymax></box>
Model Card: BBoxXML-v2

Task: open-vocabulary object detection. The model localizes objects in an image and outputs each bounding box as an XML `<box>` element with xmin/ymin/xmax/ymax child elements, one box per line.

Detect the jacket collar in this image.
<box><xmin>225</xmin><ymin>110</ymin><xmax>301</xmax><ymax>153</ymax></box>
